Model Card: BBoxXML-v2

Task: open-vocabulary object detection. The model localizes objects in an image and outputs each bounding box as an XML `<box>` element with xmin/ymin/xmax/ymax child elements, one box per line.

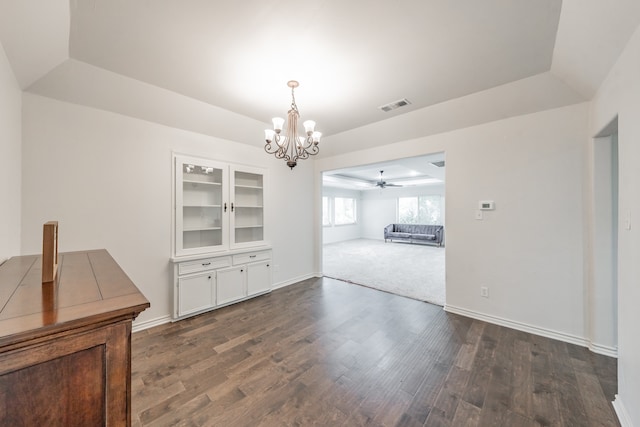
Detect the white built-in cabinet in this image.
<box><xmin>174</xmin><ymin>154</ymin><xmax>266</xmax><ymax>256</ymax></box>
<box><xmin>172</xmin><ymin>154</ymin><xmax>272</xmax><ymax>320</ymax></box>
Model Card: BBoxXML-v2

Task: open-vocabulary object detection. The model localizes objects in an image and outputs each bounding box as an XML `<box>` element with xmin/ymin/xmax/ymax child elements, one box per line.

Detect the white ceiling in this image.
<box><xmin>65</xmin><ymin>0</ymin><xmax>562</xmax><ymax>137</ymax></box>
<box><xmin>1</xmin><ymin>1</ymin><xmax>640</xmax><ymax>149</ymax></box>
<box><xmin>323</xmin><ymin>154</ymin><xmax>445</xmax><ymax>190</ymax></box>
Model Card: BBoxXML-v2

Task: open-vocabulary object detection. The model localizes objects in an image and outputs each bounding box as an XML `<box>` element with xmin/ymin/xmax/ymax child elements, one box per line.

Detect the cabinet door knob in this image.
<box><xmin>231</xmin><ymin>202</ymin><xmax>235</xmax><ymax>212</ymax></box>
<box><xmin>240</xmin><ymin>269</ymin><xmax>244</xmax><ymax>273</ymax></box>
<box><xmin>202</xmin><ymin>262</ymin><xmax>211</xmax><ymax>266</ymax></box>
<box><xmin>267</xmin><ymin>264</ymin><xmax>270</xmax><ymax>267</ymax></box>
<box><xmin>250</xmin><ymin>255</ymin><xmax>256</xmax><ymax>258</ymax></box>
<box><xmin>224</xmin><ymin>203</ymin><xmax>227</xmax><ymax>212</ymax></box>
<box><xmin>208</xmin><ymin>276</ymin><xmax>211</xmax><ymax>279</ymax></box>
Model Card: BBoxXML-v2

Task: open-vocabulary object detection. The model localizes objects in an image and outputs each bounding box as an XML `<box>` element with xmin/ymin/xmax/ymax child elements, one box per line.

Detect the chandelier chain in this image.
<box><xmin>290</xmin><ymin>85</ymin><xmax>298</xmax><ymax>112</ymax></box>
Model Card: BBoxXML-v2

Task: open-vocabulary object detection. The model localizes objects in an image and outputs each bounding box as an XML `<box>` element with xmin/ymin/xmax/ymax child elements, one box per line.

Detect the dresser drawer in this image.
<box><xmin>178</xmin><ymin>256</ymin><xmax>231</xmax><ymax>275</ymax></box>
<box><xmin>232</xmin><ymin>250</ymin><xmax>271</xmax><ymax>265</ymax></box>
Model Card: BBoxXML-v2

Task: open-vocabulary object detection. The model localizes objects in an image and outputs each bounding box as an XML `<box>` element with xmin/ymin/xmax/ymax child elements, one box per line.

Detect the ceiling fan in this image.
<box><xmin>375</xmin><ymin>170</ymin><xmax>402</xmax><ymax>188</ymax></box>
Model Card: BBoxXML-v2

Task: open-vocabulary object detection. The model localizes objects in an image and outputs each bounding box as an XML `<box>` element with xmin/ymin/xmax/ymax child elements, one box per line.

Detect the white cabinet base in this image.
<box><xmin>173</xmin><ymin>248</ymin><xmax>272</xmax><ymax>320</ymax></box>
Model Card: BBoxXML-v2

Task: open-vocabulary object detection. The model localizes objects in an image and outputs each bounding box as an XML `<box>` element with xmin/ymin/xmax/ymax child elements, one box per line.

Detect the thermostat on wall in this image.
<box><xmin>479</xmin><ymin>200</ymin><xmax>495</xmax><ymax>210</ymax></box>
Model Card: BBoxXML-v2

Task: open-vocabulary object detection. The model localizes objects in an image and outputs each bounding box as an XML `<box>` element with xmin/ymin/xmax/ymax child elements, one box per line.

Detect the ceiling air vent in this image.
<box><xmin>430</xmin><ymin>160</ymin><xmax>445</xmax><ymax>167</ymax></box>
<box><xmin>379</xmin><ymin>98</ymin><xmax>411</xmax><ymax>112</ymax></box>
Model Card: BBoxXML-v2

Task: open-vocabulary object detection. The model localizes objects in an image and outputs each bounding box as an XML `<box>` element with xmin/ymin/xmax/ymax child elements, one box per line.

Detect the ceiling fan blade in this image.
<box><xmin>374</xmin><ymin>171</ymin><xmax>402</xmax><ymax>188</ymax></box>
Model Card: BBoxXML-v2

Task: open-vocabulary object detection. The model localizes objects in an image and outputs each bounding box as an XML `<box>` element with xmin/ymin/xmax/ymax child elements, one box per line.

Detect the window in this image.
<box><xmin>322</xmin><ymin>196</ymin><xmax>331</xmax><ymax>226</ymax></box>
<box><xmin>323</xmin><ymin>195</ymin><xmax>358</xmax><ymax>226</ymax></box>
<box><xmin>334</xmin><ymin>197</ymin><xmax>357</xmax><ymax>225</ymax></box>
<box><xmin>398</xmin><ymin>195</ymin><xmax>443</xmax><ymax>225</ymax></box>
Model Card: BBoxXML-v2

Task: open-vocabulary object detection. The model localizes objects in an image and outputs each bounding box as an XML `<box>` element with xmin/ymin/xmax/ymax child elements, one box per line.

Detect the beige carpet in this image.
<box><xmin>323</xmin><ymin>238</ymin><xmax>445</xmax><ymax>306</ymax></box>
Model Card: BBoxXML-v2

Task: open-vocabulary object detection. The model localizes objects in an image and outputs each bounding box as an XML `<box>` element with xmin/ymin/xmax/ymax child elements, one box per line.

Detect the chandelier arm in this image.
<box><xmin>297</xmin><ymin>144</ymin><xmax>319</xmax><ymax>159</ymax></box>
<box><xmin>297</xmin><ymin>136</ymin><xmax>314</xmax><ymax>150</ymax></box>
<box><xmin>265</xmin><ymin>135</ymin><xmax>292</xmax><ymax>162</ymax></box>
<box><xmin>265</xmin><ymin>143</ymin><xmax>292</xmax><ymax>162</ymax></box>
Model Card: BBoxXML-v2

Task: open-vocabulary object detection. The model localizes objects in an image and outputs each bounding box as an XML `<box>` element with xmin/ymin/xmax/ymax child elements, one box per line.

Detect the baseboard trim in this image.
<box><xmin>444</xmin><ymin>305</ymin><xmax>618</xmax><ymax>359</ymax></box>
<box><xmin>132</xmin><ymin>315</ymin><xmax>171</xmax><ymax>333</ymax></box>
<box><xmin>445</xmin><ymin>304</ymin><xmax>618</xmax><ymax>357</ymax></box>
<box><xmin>445</xmin><ymin>304</ymin><xmax>594</xmax><ymax>351</ymax></box>
<box><xmin>588</xmin><ymin>342</ymin><xmax>618</xmax><ymax>358</ymax></box>
<box><xmin>272</xmin><ymin>273</ymin><xmax>318</xmax><ymax>290</ymax></box>
<box><xmin>612</xmin><ymin>395</ymin><xmax>632</xmax><ymax>427</ymax></box>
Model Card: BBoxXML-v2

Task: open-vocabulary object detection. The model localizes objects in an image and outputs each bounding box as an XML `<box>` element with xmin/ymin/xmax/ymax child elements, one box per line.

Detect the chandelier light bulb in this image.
<box><xmin>312</xmin><ymin>132</ymin><xmax>322</xmax><ymax>143</ymax></box>
<box><xmin>264</xmin><ymin>129</ymin><xmax>275</xmax><ymax>142</ymax></box>
<box><xmin>272</xmin><ymin>117</ymin><xmax>284</xmax><ymax>133</ymax></box>
<box><xmin>303</xmin><ymin>120</ymin><xmax>316</xmax><ymax>135</ymax></box>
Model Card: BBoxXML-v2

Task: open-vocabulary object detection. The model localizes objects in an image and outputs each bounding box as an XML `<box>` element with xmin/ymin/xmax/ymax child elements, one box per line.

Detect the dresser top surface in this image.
<box><xmin>0</xmin><ymin>249</ymin><xmax>149</xmax><ymax>348</ymax></box>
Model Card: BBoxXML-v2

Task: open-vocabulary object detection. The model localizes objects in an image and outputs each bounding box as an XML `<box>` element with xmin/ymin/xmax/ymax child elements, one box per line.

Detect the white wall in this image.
<box><xmin>322</xmin><ymin>187</ymin><xmax>362</xmax><ymax>244</ymax></box>
<box><xmin>590</xmin><ymin>24</ymin><xmax>640</xmax><ymax>426</ymax></box>
<box><xmin>317</xmin><ymin>102</ymin><xmax>589</xmax><ymax>344</ymax></box>
<box><xmin>21</xmin><ymin>93</ymin><xmax>316</xmax><ymax>326</ymax></box>
<box><xmin>0</xmin><ymin>42</ymin><xmax>22</xmax><ymax>261</ymax></box>
<box><xmin>360</xmin><ymin>184</ymin><xmax>445</xmax><ymax>240</ymax></box>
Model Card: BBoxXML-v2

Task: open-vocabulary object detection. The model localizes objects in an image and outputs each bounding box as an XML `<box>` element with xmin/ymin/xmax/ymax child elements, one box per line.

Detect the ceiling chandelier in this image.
<box><xmin>264</xmin><ymin>80</ymin><xmax>321</xmax><ymax>169</ymax></box>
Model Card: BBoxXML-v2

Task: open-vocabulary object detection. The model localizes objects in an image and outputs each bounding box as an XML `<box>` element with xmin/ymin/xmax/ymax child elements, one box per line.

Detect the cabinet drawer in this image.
<box><xmin>178</xmin><ymin>257</ymin><xmax>231</xmax><ymax>275</ymax></box>
<box><xmin>233</xmin><ymin>250</ymin><xmax>271</xmax><ymax>265</ymax></box>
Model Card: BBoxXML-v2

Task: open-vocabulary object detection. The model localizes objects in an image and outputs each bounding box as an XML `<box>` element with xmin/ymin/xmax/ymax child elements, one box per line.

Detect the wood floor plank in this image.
<box><xmin>426</xmin><ymin>365</ymin><xmax>470</xmax><ymax>425</ymax></box>
<box><xmin>130</xmin><ymin>277</ymin><xmax>619</xmax><ymax>426</ymax></box>
<box><xmin>575</xmin><ymin>371</ymin><xmax>620</xmax><ymax>427</ymax></box>
<box><xmin>546</xmin><ymin>339</ymin><xmax>590</xmax><ymax>426</ymax></box>
<box><xmin>509</xmin><ymin>337</ymin><xmax>533</xmax><ymax>418</ymax></box>
<box><xmin>477</xmin><ymin>326</ymin><xmax>511</xmax><ymax>426</ymax></box>
<box><xmin>450</xmin><ymin>400</ymin><xmax>482</xmax><ymax>427</ymax></box>
<box><xmin>462</xmin><ymin>323</ymin><xmax>500</xmax><ymax>409</ymax></box>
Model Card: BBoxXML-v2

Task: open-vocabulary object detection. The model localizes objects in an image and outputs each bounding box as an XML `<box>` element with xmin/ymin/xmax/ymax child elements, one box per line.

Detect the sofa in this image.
<box><xmin>384</xmin><ymin>224</ymin><xmax>444</xmax><ymax>246</ymax></box>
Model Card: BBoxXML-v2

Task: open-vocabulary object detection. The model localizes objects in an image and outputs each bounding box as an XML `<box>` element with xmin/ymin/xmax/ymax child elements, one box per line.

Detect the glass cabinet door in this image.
<box><xmin>175</xmin><ymin>156</ymin><xmax>228</xmax><ymax>255</ymax></box>
<box><xmin>231</xmin><ymin>166</ymin><xmax>265</xmax><ymax>248</ymax></box>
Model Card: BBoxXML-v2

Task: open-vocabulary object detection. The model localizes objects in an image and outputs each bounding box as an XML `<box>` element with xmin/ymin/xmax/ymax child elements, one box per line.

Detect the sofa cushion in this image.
<box><xmin>394</xmin><ymin>224</ymin><xmax>421</xmax><ymax>234</ymax></box>
<box><xmin>411</xmin><ymin>233</ymin><xmax>436</xmax><ymax>240</ymax></box>
<box><xmin>388</xmin><ymin>232</ymin><xmax>411</xmax><ymax>239</ymax></box>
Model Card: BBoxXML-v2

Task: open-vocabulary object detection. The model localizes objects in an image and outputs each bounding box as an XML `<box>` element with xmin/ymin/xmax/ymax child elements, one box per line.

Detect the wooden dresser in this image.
<box><xmin>0</xmin><ymin>249</ymin><xmax>149</xmax><ymax>426</ymax></box>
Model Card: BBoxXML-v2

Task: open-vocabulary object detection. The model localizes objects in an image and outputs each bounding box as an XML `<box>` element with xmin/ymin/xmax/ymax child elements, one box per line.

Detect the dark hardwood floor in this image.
<box><xmin>132</xmin><ymin>277</ymin><xmax>619</xmax><ymax>426</ymax></box>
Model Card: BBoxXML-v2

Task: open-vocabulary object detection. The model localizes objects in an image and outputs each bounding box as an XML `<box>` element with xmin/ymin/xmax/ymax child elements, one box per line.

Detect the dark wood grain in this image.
<box><xmin>0</xmin><ymin>250</ymin><xmax>149</xmax><ymax>350</ymax></box>
<box><xmin>0</xmin><ymin>249</ymin><xmax>149</xmax><ymax>426</ymax></box>
<box><xmin>131</xmin><ymin>277</ymin><xmax>619</xmax><ymax>426</ymax></box>
<box><xmin>0</xmin><ymin>345</ymin><xmax>105</xmax><ymax>426</ymax></box>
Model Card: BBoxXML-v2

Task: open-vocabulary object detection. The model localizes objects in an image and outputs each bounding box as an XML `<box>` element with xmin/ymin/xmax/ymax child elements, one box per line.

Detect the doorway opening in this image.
<box><xmin>321</xmin><ymin>153</ymin><xmax>446</xmax><ymax>306</ymax></box>
<box><xmin>591</xmin><ymin>117</ymin><xmax>619</xmax><ymax>355</ymax></box>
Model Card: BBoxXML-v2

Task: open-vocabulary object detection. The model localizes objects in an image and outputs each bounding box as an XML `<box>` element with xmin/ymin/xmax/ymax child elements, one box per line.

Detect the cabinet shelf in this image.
<box><xmin>235</xmin><ymin>225</ymin><xmax>263</xmax><ymax>229</ymax></box>
<box><xmin>234</xmin><ymin>205</ymin><xmax>263</xmax><ymax>209</ymax></box>
<box><xmin>183</xmin><ymin>180</ymin><xmax>222</xmax><ymax>186</ymax></box>
<box><xmin>184</xmin><ymin>204</ymin><xmax>222</xmax><ymax>208</ymax></box>
<box><xmin>183</xmin><ymin>227</ymin><xmax>223</xmax><ymax>232</ymax></box>
<box><xmin>234</xmin><ymin>184</ymin><xmax>263</xmax><ymax>190</ymax></box>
